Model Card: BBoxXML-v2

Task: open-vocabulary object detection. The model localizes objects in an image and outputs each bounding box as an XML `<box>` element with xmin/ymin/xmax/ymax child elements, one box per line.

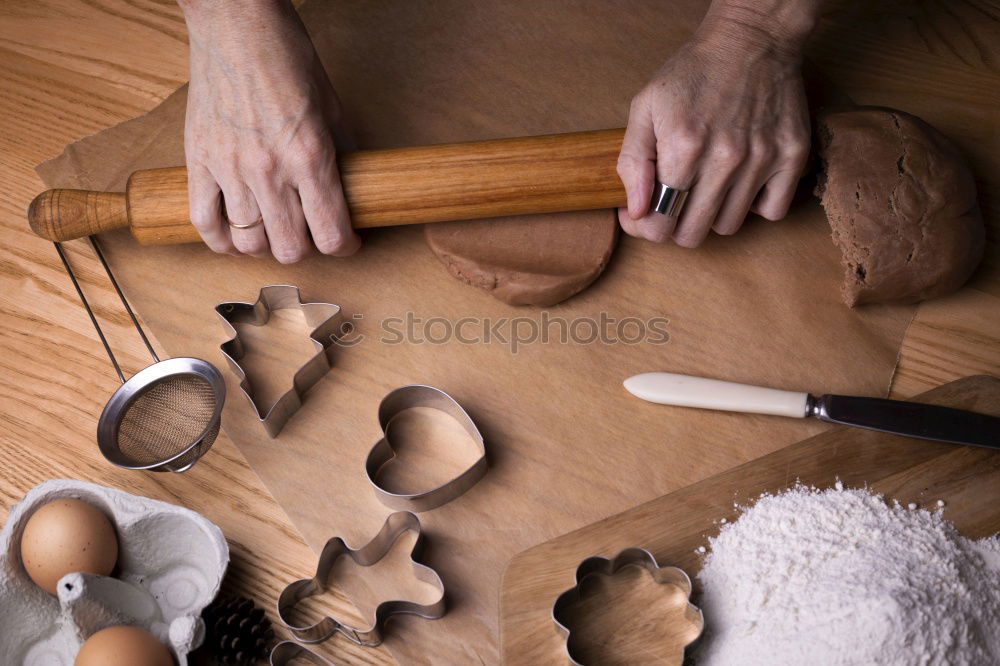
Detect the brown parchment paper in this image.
<box><xmin>37</xmin><ymin>1</ymin><xmax>915</xmax><ymax>663</ymax></box>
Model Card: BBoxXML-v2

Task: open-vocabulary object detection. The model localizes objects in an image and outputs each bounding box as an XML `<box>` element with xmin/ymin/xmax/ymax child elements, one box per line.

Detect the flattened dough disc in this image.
<box><xmin>424</xmin><ymin>209</ymin><xmax>619</xmax><ymax>306</ymax></box>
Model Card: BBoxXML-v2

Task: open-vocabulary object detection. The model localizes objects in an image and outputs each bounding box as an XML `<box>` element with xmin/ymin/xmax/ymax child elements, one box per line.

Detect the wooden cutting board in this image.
<box><xmin>500</xmin><ymin>375</ymin><xmax>1000</xmax><ymax>664</ymax></box>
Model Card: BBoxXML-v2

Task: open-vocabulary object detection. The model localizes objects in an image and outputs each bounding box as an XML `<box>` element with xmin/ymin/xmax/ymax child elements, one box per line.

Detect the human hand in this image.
<box><xmin>617</xmin><ymin>2</ymin><xmax>819</xmax><ymax>247</ymax></box>
<box><xmin>180</xmin><ymin>0</ymin><xmax>360</xmax><ymax>262</ymax></box>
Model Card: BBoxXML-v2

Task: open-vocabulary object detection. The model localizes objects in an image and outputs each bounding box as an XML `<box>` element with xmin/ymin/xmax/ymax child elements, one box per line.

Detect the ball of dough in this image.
<box><xmin>75</xmin><ymin>625</ymin><xmax>173</xmax><ymax>666</ymax></box>
<box><xmin>815</xmin><ymin>107</ymin><xmax>984</xmax><ymax>306</ymax></box>
<box><xmin>20</xmin><ymin>498</ymin><xmax>118</xmax><ymax>595</ymax></box>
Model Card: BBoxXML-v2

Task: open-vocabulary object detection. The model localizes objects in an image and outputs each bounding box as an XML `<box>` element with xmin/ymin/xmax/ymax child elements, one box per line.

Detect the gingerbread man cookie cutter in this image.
<box><xmin>276</xmin><ymin>511</ymin><xmax>446</xmax><ymax>648</ymax></box>
<box><xmin>365</xmin><ymin>385</ymin><xmax>488</xmax><ymax>512</ymax></box>
<box><xmin>216</xmin><ymin>285</ymin><xmax>346</xmax><ymax>437</ymax></box>
<box><xmin>551</xmin><ymin>548</ymin><xmax>704</xmax><ymax>665</ymax></box>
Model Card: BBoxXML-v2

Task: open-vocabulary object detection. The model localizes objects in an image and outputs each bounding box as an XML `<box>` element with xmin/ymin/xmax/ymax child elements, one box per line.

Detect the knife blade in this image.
<box><xmin>623</xmin><ymin>372</ymin><xmax>1000</xmax><ymax>450</ymax></box>
<box><xmin>813</xmin><ymin>394</ymin><xmax>999</xmax><ymax>448</ymax></box>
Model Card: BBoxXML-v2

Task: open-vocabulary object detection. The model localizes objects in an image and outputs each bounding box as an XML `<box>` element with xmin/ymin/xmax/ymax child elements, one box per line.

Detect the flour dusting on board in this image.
<box><xmin>694</xmin><ymin>484</ymin><xmax>1000</xmax><ymax>665</ymax></box>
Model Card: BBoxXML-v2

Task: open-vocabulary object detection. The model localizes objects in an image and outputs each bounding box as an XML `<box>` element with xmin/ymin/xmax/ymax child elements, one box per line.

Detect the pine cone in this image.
<box><xmin>200</xmin><ymin>595</ymin><xmax>275</xmax><ymax>665</ymax></box>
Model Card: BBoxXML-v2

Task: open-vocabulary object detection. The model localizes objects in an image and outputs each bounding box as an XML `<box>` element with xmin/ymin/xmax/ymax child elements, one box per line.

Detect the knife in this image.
<box><xmin>623</xmin><ymin>372</ymin><xmax>1000</xmax><ymax>449</ymax></box>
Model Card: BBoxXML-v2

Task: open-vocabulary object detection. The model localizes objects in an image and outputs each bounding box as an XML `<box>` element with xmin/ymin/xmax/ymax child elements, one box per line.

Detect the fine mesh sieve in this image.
<box><xmin>55</xmin><ymin>238</ymin><xmax>225</xmax><ymax>472</ymax></box>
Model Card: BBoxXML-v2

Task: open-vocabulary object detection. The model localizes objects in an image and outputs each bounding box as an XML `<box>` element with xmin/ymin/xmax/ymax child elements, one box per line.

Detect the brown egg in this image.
<box><xmin>75</xmin><ymin>625</ymin><xmax>173</xmax><ymax>666</ymax></box>
<box><xmin>20</xmin><ymin>498</ymin><xmax>118</xmax><ymax>595</ymax></box>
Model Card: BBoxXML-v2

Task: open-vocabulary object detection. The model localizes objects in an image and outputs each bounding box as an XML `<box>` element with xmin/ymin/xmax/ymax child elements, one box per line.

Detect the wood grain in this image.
<box><xmin>500</xmin><ymin>375</ymin><xmax>1000</xmax><ymax>664</ymax></box>
<box><xmin>28</xmin><ymin>189</ymin><xmax>129</xmax><ymax>243</ymax></box>
<box><xmin>126</xmin><ymin>167</ymin><xmax>192</xmax><ymax>245</ymax></box>
<box><xmin>1</xmin><ymin>1</ymin><xmax>998</xmax><ymax>666</ymax></box>
<box><xmin>30</xmin><ymin>3</ymin><xmax>918</xmax><ymax>664</ymax></box>
<box><xmin>0</xmin><ymin>1</ymin><xmax>392</xmax><ymax>663</ymax></box>
<box><xmin>32</xmin><ymin>129</ymin><xmax>627</xmax><ymax>244</ymax></box>
<box><xmin>341</xmin><ymin>128</ymin><xmax>626</xmax><ymax>227</ymax></box>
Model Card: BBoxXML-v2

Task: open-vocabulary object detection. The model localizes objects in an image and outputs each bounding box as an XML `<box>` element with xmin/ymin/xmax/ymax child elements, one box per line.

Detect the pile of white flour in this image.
<box><xmin>695</xmin><ymin>484</ymin><xmax>1000</xmax><ymax>665</ymax></box>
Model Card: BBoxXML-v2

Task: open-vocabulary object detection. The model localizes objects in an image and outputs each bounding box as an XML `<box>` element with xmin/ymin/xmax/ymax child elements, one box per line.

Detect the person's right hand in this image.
<box><xmin>180</xmin><ymin>0</ymin><xmax>360</xmax><ymax>263</ymax></box>
<box><xmin>616</xmin><ymin>0</ymin><xmax>820</xmax><ymax>247</ymax></box>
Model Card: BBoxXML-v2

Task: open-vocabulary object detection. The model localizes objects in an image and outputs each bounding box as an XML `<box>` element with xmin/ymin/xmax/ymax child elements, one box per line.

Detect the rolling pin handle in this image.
<box><xmin>27</xmin><ymin>189</ymin><xmax>130</xmax><ymax>242</ymax></box>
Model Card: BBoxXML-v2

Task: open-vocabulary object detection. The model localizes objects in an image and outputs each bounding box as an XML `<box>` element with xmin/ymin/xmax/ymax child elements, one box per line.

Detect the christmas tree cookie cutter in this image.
<box><xmin>216</xmin><ymin>285</ymin><xmax>346</xmax><ymax>437</ymax></box>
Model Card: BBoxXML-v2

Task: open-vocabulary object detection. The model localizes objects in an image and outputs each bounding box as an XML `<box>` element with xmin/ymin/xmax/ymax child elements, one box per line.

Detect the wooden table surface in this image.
<box><xmin>0</xmin><ymin>1</ymin><xmax>996</xmax><ymax>665</ymax></box>
<box><xmin>0</xmin><ymin>2</ymin><xmax>391</xmax><ymax>663</ymax></box>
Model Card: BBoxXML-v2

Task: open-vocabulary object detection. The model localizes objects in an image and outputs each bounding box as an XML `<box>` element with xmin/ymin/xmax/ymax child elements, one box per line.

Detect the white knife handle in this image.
<box><xmin>623</xmin><ymin>372</ymin><xmax>811</xmax><ymax>418</ymax></box>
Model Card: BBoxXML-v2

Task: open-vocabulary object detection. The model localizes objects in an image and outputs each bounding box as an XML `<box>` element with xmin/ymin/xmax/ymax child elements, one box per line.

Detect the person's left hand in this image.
<box><xmin>181</xmin><ymin>0</ymin><xmax>360</xmax><ymax>263</ymax></box>
<box><xmin>616</xmin><ymin>22</ymin><xmax>812</xmax><ymax>247</ymax></box>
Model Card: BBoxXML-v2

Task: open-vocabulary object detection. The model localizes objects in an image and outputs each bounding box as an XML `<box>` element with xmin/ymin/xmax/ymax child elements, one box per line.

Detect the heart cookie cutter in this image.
<box><xmin>365</xmin><ymin>385</ymin><xmax>488</xmax><ymax>512</ymax></box>
<box><xmin>552</xmin><ymin>548</ymin><xmax>704</xmax><ymax>665</ymax></box>
<box><xmin>216</xmin><ymin>285</ymin><xmax>346</xmax><ymax>437</ymax></box>
<box><xmin>276</xmin><ymin>511</ymin><xmax>446</xmax><ymax>647</ymax></box>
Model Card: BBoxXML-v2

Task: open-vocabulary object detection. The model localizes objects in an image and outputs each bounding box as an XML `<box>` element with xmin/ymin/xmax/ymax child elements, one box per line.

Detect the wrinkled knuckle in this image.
<box><xmin>714</xmin><ymin>220</ymin><xmax>741</xmax><ymax>236</ymax></box>
<box><xmin>666</xmin><ymin>129</ymin><xmax>704</xmax><ymax>162</ymax></box>
<box><xmin>629</xmin><ymin>93</ymin><xmax>648</xmax><ymax>113</ymax></box>
<box><xmin>189</xmin><ymin>209</ymin><xmax>214</xmax><ymax>231</ymax></box>
<box><xmin>778</xmin><ymin>130</ymin><xmax>810</xmax><ymax>159</ymax></box>
<box><xmin>616</xmin><ymin>155</ymin><xmax>638</xmax><ymax>180</ymax></box>
<box><xmin>712</xmin><ymin>138</ymin><xmax>746</xmax><ymax>168</ymax></box>
<box><xmin>183</xmin><ymin>131</ymin><xmax>208</xmax><ymax>158</ymax></box>
<box><xmin>674</xmin><ymin>233</ymin><xmax>703</xmax><ymax>248</ymax></box>
<box><xmin>313</xmin><ymin>229</ymin><xmax>346</xmax><ymax>255</ymax></box>
<box><xmin>783</xmin><ymin>140</ymin><xmax>810</xmax><ymax>166</ymax></box>
<box><xmin>295</xmin><ymin>132</ymin><xmax>332</xmax><ymax>169</ymax></box>
<box><xmin>245</xmin><ymin>149</ymin><xmax>277</xmax><ymax>176</ymax></box>
<box><xmin>272</xmin><ymin>245</ymin><xmax>308</xmax><ymax>264</ymax></box>
<box><xmin>755</xmin><ymin>202</ymin><xmax>784</xmax><ymax>221</ymax></box>
<box><xmin>638</xmin><ymin>217</ymin><xmax>675</xmax><ymax>243</ymax></box>
<box><xmin>233</xmin><ymin>235</ymin><xmax>267</xmax><ymax>255</ymax></box>
<box><xmin>760</xmin><ymin>206</ymin><xmax>787</xmax><ymax>222</ymax></box>
<box><xmin>617</xmin><ymin>214</ymin><xmax>637</xmax><ymax>235</ymax></box>
<box><xmin>185</xmin><ymin>146</ymin><xmax>209</xmax><ymax>165</ymax></box>
<box><xmin>646</xmin><ymin>229</ymin><xmax>670</xmax><ymax>244</ymax></box>
<box><xmin>751</xmin><ymin>136</ymin><xmax>776</xmax><ymax>163</ymax></box>
<box><xmin>222</xmin><ymin>197</ymin><xmax>253</xmax><ymax>224</ymax></box>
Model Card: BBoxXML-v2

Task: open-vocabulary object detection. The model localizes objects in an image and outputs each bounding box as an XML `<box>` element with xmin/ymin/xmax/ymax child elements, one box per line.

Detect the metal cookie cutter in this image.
<box><xmin>365</xmin><ymin>385</ymin><xmax>488</xmax><ymax>512</ymax></box>
<box><xmin>277</xmin><ymin>511</ymin><xmax>446</xmax><ymax>647</ymax></box>
<box><xmin>216</xmin><ymin>285</ymin><xmax>345</xmax><ymax>437</ymax></box>
<box><xmin>552</xmin><ymin>548</ymin><xmax>704</xmax><ymax>665</ymax></box>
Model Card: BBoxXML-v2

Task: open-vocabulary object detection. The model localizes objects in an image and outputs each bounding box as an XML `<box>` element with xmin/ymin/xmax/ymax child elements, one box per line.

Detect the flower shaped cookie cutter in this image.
<box><xmin>551</xmin><ymin>548</ymin><xmax>704</xmax><ymax>665</ymax></box>
<box><xmin>276</xmin><ymin>511</ymin><xmax>446</xmax><ymax>647</ymax></box>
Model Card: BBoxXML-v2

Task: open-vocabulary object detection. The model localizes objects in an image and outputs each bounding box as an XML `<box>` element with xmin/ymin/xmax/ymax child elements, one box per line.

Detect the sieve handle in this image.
<box><xmin>54</xmin><ymin>241</ymin><xmax>126</xmax><ymax>383</ymax></box>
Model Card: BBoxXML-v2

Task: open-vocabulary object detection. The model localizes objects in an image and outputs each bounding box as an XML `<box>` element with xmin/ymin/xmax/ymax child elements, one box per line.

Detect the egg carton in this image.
<box><xmin>0</xmin><ymin>479</ymin><xmax>229</xmax><ymax>665</ymax></box>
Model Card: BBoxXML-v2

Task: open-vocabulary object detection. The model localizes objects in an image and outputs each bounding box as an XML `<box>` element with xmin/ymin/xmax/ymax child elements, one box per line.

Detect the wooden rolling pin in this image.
<box><xmin>28</xmin><ymin>128</ymin><xmax>627</xmax><ymax>245</ymax></box>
